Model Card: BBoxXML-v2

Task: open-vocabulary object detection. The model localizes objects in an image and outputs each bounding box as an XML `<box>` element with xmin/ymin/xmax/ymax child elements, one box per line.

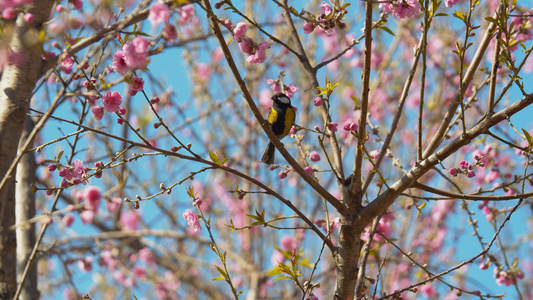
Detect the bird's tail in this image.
<box><xmin>261</xmin><ymin>142</ymin><xmax>276</xmax><ymax>164</ymax></box>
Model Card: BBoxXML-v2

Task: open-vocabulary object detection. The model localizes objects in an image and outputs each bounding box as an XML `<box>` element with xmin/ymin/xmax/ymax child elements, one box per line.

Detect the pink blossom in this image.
<box><xmin>259</xmin><ymin>89</ymin><xmax>272</xmax><ymax>109</ymax></box>
<box><xmin>285</xmin><ymin>83</ymin><xmax>298</xmax><ymax>98</ymax></box>
<box><xmin>233</xmin><ymin>22</ymin><xmax>247</xmax><ymax>42</ymax></box>
<box><xmin>459</xmin><ymin>160</ymin><xmax>469</xmax><ymax>169</ymax></box>
<box><xmin>91</xmin><ymin>106</ymin><xmax>104</xmax><ymax>120</ymax></box>
<box><xmin>212</xmin><ymin>47</ymin><xmax>224</xmax><ymax>62</ymax></box>
<box><xmin>303</xmin><ymin>166</ymin><xmax>314</xmax><ymax>176</ymax></box>
<box><xmin>271</xmin><ymin>250</ymin><xmax>285</xmax><ymax>266</ymax></box>
<box><xmin>246</xmin><ymin>41</ymin><xmax>269</xmax><ymax>64</ymax></box>
<box><xmin>419</xmin><ymin>284</ymin><xmax>437</xmax><ymax>297</ymax></box>
<box><xmin>83</xmin><ymin>186</ymin><xmax>101</xmax><ymax>210</ymax></box>
<box><xmin>483</xmin><ymin>206</ymin><xmax>494</xmax><ymax>221</ymax></box>
<box><xmin>485</xmin><ymin>170</ymin><xmax>499</xmax><ymax>183</ymax></box>
<box><xmin>120</xmin><ymin>211</ymin><xmax>139</xmax><ymax>231</ymax></box>
<box><xmin>303</xmin><ymin>22</ymin><xmax>315</xmax><ymax>34</ymax></box>
<box><xmin>280</xmin><ymin>235</ymin><xmax>298</xmax><ymax>251</ymax></box>
<box><xmin>448</xmin><ymin>167</ymin><xmax>458</xmax><ymax>176</ymax></box>
<box><xmin>133</xmin><ymin>266</ymin><xmax>146</xmax><ymax>279</ymax></box>
<box><xmin>179</xmin><ymin>4</ymin><xmax>195</xmax><ymax>25</ymax></box>
<box><xmin>112</xmin><ymin>49</ymin><xmax>129</xmax><ymax>75</ymax></box>
<box><xmin>71</xmin><ymin>159</ymin><xmax>85</xmax><ymax>181</ymax></box>
<box><xmin>63</xmin><ymin>288</ymin><xmax>75</xmax><ymax>300</ymax></box>
<box><xmin>129</xmin><ymin>76</ymin><xmax>144</xmax><ymax>95</ymax></box>
<box><xmin>278</xmin><ymin>171</ymin><xmax>287</xmax><ymax>179</ymax></box>
<box><xmin>139</xmin><ymin>247</ymin><xmax>156</xmax><ymax>265</ymax></box>
<box><xmin>102</xmin><ymin>91</ymin><xmax>122</xmax><ymax>113</ymax></box>
<box><xmin>24</xmin><ymin>13</ymin><xmax>33</xmax><ymax>23</ymax></box>
<box><xmin>60</xmin><ymin>56</ymin><xmax>74</xmax><ymax>74</ymax></box>
<box><xmin>162</xmin><ymin>24</ymin><xmax>177</xmax><ymax>42</ymax></box>
<box><xmin>444</xmin><ymin>0</ymin><xmax>461</xmax><ymax>7</ymax></box>
<box><xmin>183</xmin><ymin>209</ymin><xmax>201</xmax><ymax>232</ymax></box>
<box><xmin>314</xmin><ymin>96</ymin><xmax>323</xmax><ymax>106</ymax></box>
<box><xmin>80</xmin><ymin>209</ymin><xmax>96</xmax><ymax>224</ymax></box>
<box><xmin>327</xmin><ymin>122</ymin><xmax>338</xmax><ymax>132</ymax></box>
<box><xmin>267</xmin><ymin>79</ymin><xmax>281</xmax><ymax>94</ymax></box>
<box><xmin>78</xmin><ymin>257</ymin><xmax>93</xmax><ymax>272</ymax></box>
<box><xmin>100</xmin><ymin>250</ymin><xmax>117</xmax><ymax>270</ymax></box>
<box><xmin>380</xmin><ymin>0</ymin><xmax>420</xmax><ymax>19</ymax></box>
<box><xmin>122</xmin><ymin>36</ymin><xmax>149</xmax><ymax>70</ymax></box>
<box><xmin>320</xmin><ymin>1</ymin><xmax>332</xmax><ymax>16</ymax></box>
<box><xmin>70</xmin><ymin>0</ymin><xmax>82</xmax><ymax>10</ymax></box>
<box><xmin>309</xmin><ymin>151</ymin><xmax>321</xmax><ymax>162</ymax></box>
<box><xmin>369</xmin><ymin>149</ymin><xmax>380</xmax><ymax>160</ymax></box>
<box><xmin>149</xmin><ymin>1</ymin><xmax>170</xmax><ymax>26</ymax></box>
<box><xmin>467</xmin><ymin>170</ymin><xmax>475</xmax><ymax>178</ymax></box>
<box><xmin>106</xmin><ymin>197</ymin><xmax>122</xmax><ymax>212</ymax></box>
<box><xmin>196</xmin><ymin>63</ymin><xmax>211</xmax><ymax>81</ymax></box>
<box><xmin>2</xmin><ymin>8</ymin><xmax>16</xmax><ymax>20</ymax></box>
<box><xmin>238</xmin><ymin>37</ymin><xmax>253</xmax><ymax>54</ymax></box>
<box><xmin>69</xmin><ymin>18</ymin><xmax>83</xmax><ymax>29</ymax></box>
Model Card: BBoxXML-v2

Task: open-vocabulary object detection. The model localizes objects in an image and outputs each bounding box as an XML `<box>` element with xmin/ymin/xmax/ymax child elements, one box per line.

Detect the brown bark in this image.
<box><xmin>0</xmin><ymin>1</ymin><xmax>54</xmax><ymax>297</ymax></box>
<box><xmin>16</xmin><ymin>116</ymin><xmax>37</xmax><ymax>300</ymax></box>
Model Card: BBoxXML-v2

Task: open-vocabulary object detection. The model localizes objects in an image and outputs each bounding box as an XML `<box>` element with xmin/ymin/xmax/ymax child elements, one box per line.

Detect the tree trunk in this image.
<box><xmin>16</xmin><ymin>116</ymin><xmax>37</xmax><ymax>300</ymax></box>
<box><xmin>0</xmin><ymin>1</ymin><xmax>54</xmax><ymax>297</ymax></box>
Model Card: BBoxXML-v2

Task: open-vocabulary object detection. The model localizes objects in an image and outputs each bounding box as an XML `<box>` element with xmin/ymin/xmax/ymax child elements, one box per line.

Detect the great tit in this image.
<box><xmin>261</xmin><ymin>93</ymin><xmax>296</xmax><ymax>164</ymax></box>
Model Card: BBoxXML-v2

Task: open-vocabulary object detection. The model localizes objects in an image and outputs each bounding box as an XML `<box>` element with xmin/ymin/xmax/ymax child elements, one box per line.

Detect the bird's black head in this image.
<box><xmin>271</xmin><ymin>93</ymin><xmax>291</xmax><ymax>106</ymax></box>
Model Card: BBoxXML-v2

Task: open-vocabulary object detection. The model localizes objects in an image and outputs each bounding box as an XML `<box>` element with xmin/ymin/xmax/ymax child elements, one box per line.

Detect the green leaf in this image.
<box><xmin>434</xmin><ymin>13</ymin><xmax>449</xmax><ymax>17</ymax></box>
<box><xmin>522</xmin><ymin>129</ymin><xmax>533</xmax><ymax>149</ymax></box>
<box><xmin>484</xmin><ymin>16</ymin><xmax>498</xmax><ymax>25</ymax></box>
<box><xmin>272</xmin><ymin>276</ymin><xmax>292</xmax><ymax>281</ymax></box>
<box><xmin>417</xmin><ymin>202</ymin><xmax>427</xmax><ymax>210</ymax></box>
<box><xmin>214</xmin><ymin>265</ymin><xmax>228</xmax><ymax>280</ymax></box>
<box><xmin>512</xmin><ymin>257</ymin><xmax>519</xmax><ymax>269</ymax></box>
<box><xmin>378</xmin><ymin>25</ymin><xmax>396</xmax><ymax>36</ymax></box>
<box><xmin>453</xmin><ymin>10</ymin><xmax>465</xmax><ymax>21</ymax></box>
<box><xmin>57</xmin><ymin>150</ymin><xmax>64</xmax><ymax>161</ymax></box>
<box><xmin>209</xmin><ymin>152</ymin><xmax>221</xmax><ymax>165</ymax></box>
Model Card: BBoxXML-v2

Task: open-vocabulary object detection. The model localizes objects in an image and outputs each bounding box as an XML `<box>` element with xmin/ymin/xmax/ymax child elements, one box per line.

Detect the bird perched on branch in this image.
<box><xmin>261</xmin><ymin>93</ymin><xmax>296</xmax><ymax>165</ymax></box>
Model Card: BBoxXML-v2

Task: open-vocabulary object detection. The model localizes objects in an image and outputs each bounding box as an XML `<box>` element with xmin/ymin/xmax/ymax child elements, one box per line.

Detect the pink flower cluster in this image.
<box><xmin>183</xmin><ymin>209</ymin><xmax>201</xmax><ymax>233</ymax></box>
<box><xmin>55</xmin><ymin>159</ymin><xmax>86</xmax><ymax>187</ymax></box>
<box><xmin>444</xmin><ymin>0</ymin><xmax>462</xmax><ymax>7</ymax></box>
<box><xmin>302</xmin><ymin>1</ymin><xmax>347</xmax><ymax>35</ymax></box>
<box><xmin>148</xmin><ymin>1</ymin><xmax>170</xmax><ymax>26</ymax></box>
<box><xmin>448</xmin><ymin>156</ymin><xmax>482</xmax><ymax>178</ymax></box>
<box><xmin>77</xmin><ymin>186</ymin><xmax>101</xmax><ymax>224</ymax></box>
<box><xmin>91</xmin><ymin>91</ymin><xmax>126</xmax><ymax>121</ymax></box>
<box><xmin>380</xmin><ymin>0</ymin><xmax>421</xmax><ymax>19</ymax></box>
<box><xmin>494</xmin><ymin>267</ymin><xmax>524</xmax><ymax>286</ymax></box>
<box><xmin>233</xmin><ymin>22</ymin><xmax>269</xmax><ymax>64</ymax></box>
<box><xmin>1</xmin><ymin>0</ymin><xmax>33</xmax><ymax>20</ymax></box>
<box><xmin>128</xmin><ymin>76</ymin><xmax>144</xmax><ymax>96</ymax></box>
<box><xmin>479</xmin><ymin>200</ymin><xmax>495</xmax><ymax>221</ymax></box>
<box><xmin>266</xmin><ymin>79</ymin><xmax>298</xmax><ymax>98</ymax></box>
<box><xmin>361</xmin><ymin>211</ymin><xmax>395</xmax><ymax>243</ymax></box>
<box><xmin>60</xmin><ymin>56</ymin><xmax>74</xmax><ymax>74</ymax></box>
<box><xmin>179</xmin><ymin>4</ymin><xmax>195</xmax><ymax>26</ymax></box>
<box><xmin>314</xmin><ymin>217</ymin><xmax>340</xmax><ymax>233</ymax></box>
<box><xmin>112</xmin><ymin>36</ymin><xmax>149</xmax><ymax>75</ymax></box>
<box><xmin>343</xmin><ymin>122</ymin><xmax>358</xmax><ymax>132</ymax></box>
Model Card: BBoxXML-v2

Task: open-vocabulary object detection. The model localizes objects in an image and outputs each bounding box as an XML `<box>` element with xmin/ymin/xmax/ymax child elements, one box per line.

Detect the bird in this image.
<box><xmin>261</xmin><ymin>93</ymin><xmax>296</xmax><ymax>164</ymax></box>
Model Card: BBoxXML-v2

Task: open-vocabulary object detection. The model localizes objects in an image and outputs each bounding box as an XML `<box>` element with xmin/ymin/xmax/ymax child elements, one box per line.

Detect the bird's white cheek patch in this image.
<box><xmin>278</xmin><ymin>95</ymin><xmax>290</xmax><ymax>104</ymax></box>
